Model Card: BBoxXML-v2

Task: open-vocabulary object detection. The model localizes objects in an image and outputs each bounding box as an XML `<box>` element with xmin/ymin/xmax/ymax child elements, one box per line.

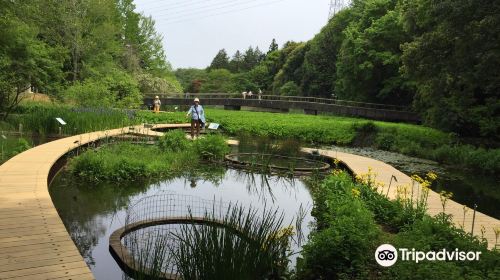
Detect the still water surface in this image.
<box><xmin>50</xmin><ymin>168</ymin><xmax>313</xmax><ymax>279</ymax></box>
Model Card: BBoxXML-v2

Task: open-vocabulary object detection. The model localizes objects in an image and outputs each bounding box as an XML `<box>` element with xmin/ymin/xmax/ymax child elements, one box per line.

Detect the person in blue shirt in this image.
<box><xmin>186</xmin><ymin>98</ymin><xmax>205</xmax><ymax>139</ymax></box>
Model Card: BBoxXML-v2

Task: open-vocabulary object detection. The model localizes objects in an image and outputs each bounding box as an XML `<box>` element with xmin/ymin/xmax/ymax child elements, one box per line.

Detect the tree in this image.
<box><xmin>400</xmin><ymin>0</ymin><xmax>500</xmax><ymax>138</ymax></box>
<box><xmin>209</xmin><ymin>49</ymin><xmax>230</xmax><ymax>70</ymax></box>
<box><xmin>334</xmin><ymin>0</ymin><xmax>413</xmax><ymax>104</ymax></box>
<box><xmin>200</xmin><ymin>69</ymin><xmax>235</xmax><ymax>93</ymax></box>
<box><xmin>0</xmin><ymin>1</ymin><xmax>63</xmax><ymax>119</ymax></box>
<box><xmin>301</xmin><ymin>8</ymin><xmax>353</xmax><ymax>97</ymax></box>
<box><xmin>229</xmin><ymin>50</ymin><xmax>244</xmax><ymax>72</ymax></box>
<box><xmin>268</xmin><ymin>38</ymin><xmax>279</xmax><ymax>53</ymax></box>
<box><xmin>174</xmin><ymin>68</ymin><xmax>207</xmax><ymax>92</ymax></box>
<box><xmin>243</xmin><ymin>47</ymin><xmax>258</xmax><ymax>71</ymax></box>
<box><xmin>137</xmin><ymin>15</ymin><xmax>172</xmax><ymax>76</ymax></box>
<box><xmin>280</xmin><ymin>81</ymin><xmax>301</xmax><ymax>96</ymax></box>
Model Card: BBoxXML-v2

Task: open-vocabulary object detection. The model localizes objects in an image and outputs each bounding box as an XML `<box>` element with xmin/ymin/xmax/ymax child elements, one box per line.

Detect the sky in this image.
<box><xmin>134</xmin><ymin>0</ymin><xmax>332</xmax><ymax>69</ymax></box>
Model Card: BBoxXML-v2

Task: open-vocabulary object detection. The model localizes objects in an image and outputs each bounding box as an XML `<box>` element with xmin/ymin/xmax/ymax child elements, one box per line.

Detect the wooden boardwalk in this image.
<box><xmin>303</xmin><ymin>148</ymin><xmax>500</xmax><ymax>249</ymax></box>
<box><xmin>0</xmin><ymin>124</ymin><xmax>187</xmax><ymax>280</ymax></box>
<box><xmin>0</xmin><ymin>123</ymin><xmax>497</xmax><ymax>280</ymax></box>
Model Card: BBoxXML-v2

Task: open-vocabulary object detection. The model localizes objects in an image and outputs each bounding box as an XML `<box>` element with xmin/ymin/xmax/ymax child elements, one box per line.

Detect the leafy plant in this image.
<box><xmin>194</xmin><ymin>134</ymin><xmax>230</xmax><ymax>161</ymax></box>
<box><xmin>158</xmin><ymin>129</ymin><xmax>190</xmax><ymax>152</ymax></box>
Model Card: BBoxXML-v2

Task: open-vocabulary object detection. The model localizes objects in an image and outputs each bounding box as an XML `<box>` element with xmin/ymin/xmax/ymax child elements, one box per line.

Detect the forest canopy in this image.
<box><xmin>175</xmin><ymin>0</ymin><xmax>499</xmax><ymax>139</ymax></box>
<box><xmin>0</xmin><ymin>0</ymin><xmax>181</xmax><ymax>116</ymax></box>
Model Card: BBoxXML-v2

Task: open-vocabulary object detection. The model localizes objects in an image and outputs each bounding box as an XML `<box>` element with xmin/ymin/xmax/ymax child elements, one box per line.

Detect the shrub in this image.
<box><xmin>158</xmin><ymin>130</ymin><xmax>190</xmax><ymax>152</ymax></box>
<box><xmin>64</xmin><ymin>80</ymin><xmax>115</xmax><ymax>108</ymax></box>
<box><xmin>298</xmin><ymin>171</ymin><xmax>381</xmax><ymax>279</ymax></box>
<box><xmin>300</xmin><ymin>170</ymin><xmax>500</xmax><ymax>279</ymax></box>
<box><xmin>194</xmin><ymin>134</ymin><xmax>230</xmax><ymax>161</ymax></box>
<box><xmin>280</xmin><ymin>81</ymin><xmax>301</xmax><ymax>96</ymax></box>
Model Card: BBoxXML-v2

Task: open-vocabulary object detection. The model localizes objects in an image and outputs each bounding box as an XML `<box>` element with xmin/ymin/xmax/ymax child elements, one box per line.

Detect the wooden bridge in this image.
<box><xmin>144</xmin><ymin>93</ymin><xmax>420</xmax><ymax>123</ymax></box>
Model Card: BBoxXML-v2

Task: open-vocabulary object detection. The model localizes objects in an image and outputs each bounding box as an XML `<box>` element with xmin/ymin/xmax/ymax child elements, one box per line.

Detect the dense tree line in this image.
<box><xmin>176</xmin><ymin>0</ymin><xmax>499</xmax><ymax>139</ymax></box>
<box><xmin>0</xmin><ymin>0</ymin><xmax>181</xmax><ymax>117</ymax></box>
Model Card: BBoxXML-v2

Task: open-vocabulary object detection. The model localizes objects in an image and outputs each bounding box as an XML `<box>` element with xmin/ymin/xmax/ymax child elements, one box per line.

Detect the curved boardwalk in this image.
<box><xmin>303</xmin><ymin>148</ymin><xmax>499</xmax><ymax>249</ymax></box>
<box><xmin>0</xmin><ymin>124</ymin><xmax>186</xmax><ymax>280</ymax></box>
<box><xmin>0</xmin><ymin>123</ymin><xmax>497</xmax><ymax>280</ymax></box>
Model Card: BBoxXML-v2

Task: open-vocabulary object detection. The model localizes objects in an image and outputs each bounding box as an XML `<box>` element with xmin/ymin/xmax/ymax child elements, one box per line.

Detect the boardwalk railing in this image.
<box><xmin>147</xmin><ymin>93</ymin><xmax>411</xmax><ymax>112</ymax></box>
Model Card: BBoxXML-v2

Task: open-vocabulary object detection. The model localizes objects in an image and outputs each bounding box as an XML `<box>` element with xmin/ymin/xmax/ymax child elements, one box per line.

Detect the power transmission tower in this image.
<box><xmin>328</xmin><ymin>0</ymin><xmax>350</xmax><ymax>19</ymax></box>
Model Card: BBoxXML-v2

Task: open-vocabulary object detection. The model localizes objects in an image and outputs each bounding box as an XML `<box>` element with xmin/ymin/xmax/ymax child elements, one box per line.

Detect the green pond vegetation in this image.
<box><xmin>2</xmin><ymin>102</ymin><xmax>498</xmax><ymax>173</ymax></box>
<box><xmin>129</xmin><ymin>205</ymin><xmax>294</xmax><ymax>280</ymax></box>
<box><xmin>68</xmin><ymin>130</ymin><xmax>229</xmax><ymax>181</ymax></box>
<box><xmin>137</xmin><ymin>109</ymin><xmax>500</xmax><ymax>174</ymax></box>
<box><xmin>298</xmin><ymin>170</ymin><xmax>500</xmax><ymax>280</ymax></box>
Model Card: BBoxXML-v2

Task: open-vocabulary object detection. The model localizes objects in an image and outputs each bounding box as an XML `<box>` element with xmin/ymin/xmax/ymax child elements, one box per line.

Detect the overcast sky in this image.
<box><xmin>134</xmin><ymin>0</ymin><xmax>332</xmax><ymax>69</ymax></box>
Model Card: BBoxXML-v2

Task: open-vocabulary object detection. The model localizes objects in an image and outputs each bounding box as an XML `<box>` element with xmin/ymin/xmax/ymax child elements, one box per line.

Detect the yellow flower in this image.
<box><xmin>426</xmin><ymin>171</ymin><xmax>438</xmax><ymax>181</ymax></box>
<box><xmin>351</xmin><ymin>188</ymin><xmax>361</xmax><ymax>198</ymax></box>
<box><xmin>411</xmin><ymin>174</ymin><xmax>424</xmax><ymax>184</ymax></box>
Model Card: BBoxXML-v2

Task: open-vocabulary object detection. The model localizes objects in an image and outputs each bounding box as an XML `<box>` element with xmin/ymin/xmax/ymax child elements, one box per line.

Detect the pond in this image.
<box><xmin>49</xmin><ymin>166</ymin><xmax>314</xmax><ymax>279</ymax></box>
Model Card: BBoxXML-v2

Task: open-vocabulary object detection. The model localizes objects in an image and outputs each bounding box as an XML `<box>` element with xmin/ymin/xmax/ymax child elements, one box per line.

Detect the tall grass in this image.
<box><xmin>126</xmin><ymin>204</ymin><xmax>293</xmax><ymax>280</ymax></box>
<box><xmin>0</xmin><ymin>136</ymin><xmax>32</xmax><ymax>164</ymax></box>
<box><xmin>172</xmin><ymin>205</ymin><xmax>292</xmax><ymax>280</ymax></box>
<box><xmin>7</xmin><ymin>103</ymin><xmax>137</xmax><ymax>135</ymax></box>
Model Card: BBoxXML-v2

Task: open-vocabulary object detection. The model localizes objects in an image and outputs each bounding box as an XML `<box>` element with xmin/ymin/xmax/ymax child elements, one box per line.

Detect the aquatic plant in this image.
<box><xmin>7</xmin><ymin>103</ymin><xmax>136</xmax><ymax>135</ymax></box>
<box><xmin>124</xmin><ymin>204</ymin><xmax>295</xmax><ymax>280</ymax></box>
<box><xmin>171</xmin><ymin>205</ymin><xmax>293</xmax><ymax>280</ymax></box>
<box><xmin>135</xmin><ymin>109</ymin><xmax>500</xmax><ymax>173</ymax></box>
<box><xmin>158</xmin><ymin>129</ymin><xmax>190</xmax><ymax>152</ymax></box>
<box><xmin>194</xmin><ymin>134</ymin><xmax>230</xmax><ymax>161</ymax></box>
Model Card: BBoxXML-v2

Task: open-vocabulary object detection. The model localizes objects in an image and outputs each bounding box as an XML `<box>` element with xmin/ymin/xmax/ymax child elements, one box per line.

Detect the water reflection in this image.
<box><xmin>50</xmin><ymin>166</ymin><xmax>314</xmax><ymax>280</ymax></box>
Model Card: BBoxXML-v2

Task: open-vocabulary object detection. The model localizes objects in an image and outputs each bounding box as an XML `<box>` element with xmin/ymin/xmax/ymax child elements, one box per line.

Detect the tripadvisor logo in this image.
<box><xmin>375</xmin><ymin>244</ymin><xmax>482</xmax><ymax>267</ymax></box>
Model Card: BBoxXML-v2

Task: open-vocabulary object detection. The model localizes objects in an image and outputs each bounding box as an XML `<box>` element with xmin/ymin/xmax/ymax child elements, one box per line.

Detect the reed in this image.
<box><xmin>171</xmin><ymin>205</ymin><xmax>292</xmax><ymax>280</ymax></box>
<box><xmin>7</xmin><ymin>103</ymin><xmax>136</xmax><ymax>135</ymax></box>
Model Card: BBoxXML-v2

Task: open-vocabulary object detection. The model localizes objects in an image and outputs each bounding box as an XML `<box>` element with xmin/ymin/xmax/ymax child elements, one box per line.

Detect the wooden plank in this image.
<box><xmin>0</xmin><ymin>255</ymin><xmax>85</xmax><ymax>273</ymax></box>
<box><xmin>0</xmin><ymin>260</ymin><xmax>89</xmax><ymax>279</ymax></box>
<box><xmin>0</xmin><ymin>247</ymin><xmax>80</xmax><ymax>260</ymax></box>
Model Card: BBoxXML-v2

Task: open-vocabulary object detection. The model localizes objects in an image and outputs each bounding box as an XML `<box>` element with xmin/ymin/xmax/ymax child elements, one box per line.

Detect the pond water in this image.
<box><xmin>50</xmin><ymin>167</ymin><xmax>314</xmax><ymax>280</ymax></box>
<box><xmin>325</xmin><ymin>145</ymin><xmax>500</xmax><ymax>219</ymax></box>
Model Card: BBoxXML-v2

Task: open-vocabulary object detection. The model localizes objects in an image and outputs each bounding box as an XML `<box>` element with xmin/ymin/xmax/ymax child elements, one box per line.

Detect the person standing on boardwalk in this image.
<box><xmin>186</xmin><ymin>98</ymin><xmax>205</xmax><ymax>139</ymax></box>
<box><xmin>153</xmin><ymin>96</ymin><xmax>161</xmax><ymax>113</ymax></box>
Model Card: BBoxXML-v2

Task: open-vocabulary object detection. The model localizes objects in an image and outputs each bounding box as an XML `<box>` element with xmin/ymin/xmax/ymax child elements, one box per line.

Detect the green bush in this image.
<box><xmin>299</xmin><ymin>170</ymin><xmax>500</xmax><ymax>279</ymax></box>
<box><xmin>64</xmin><ymin>80</ymin><xmax>115</xmax><ymax>108</ymax></box>
<box><xmin>195</xmin><ymin>134</ymin><xmax>230</xmax><ymax>161</ymax></box>
<box><xmin>0</xmin><ymin>137</ymin><xmax>32</xmax><ymax>161</ymax></box>
<box><xmin>69</xmin><ymin>143</ymin><xmax>173</xmax><ymax>181</ymax></box>
<box><xmin>63</xmin><ymin>70</ymin><xmax>142</xmax><ymax>109</ymax></box>
<box><xmin>68</xmin><ymin>135</ymin><xmax>230</xmax><ymax>181</ymax></box>
<box><xmin>158</xmin><ymin>129</ymin><xmax>190</xmax><ymax>152</ymax></box>
<box><xmin>280</xmin><ymin>81</ymin><xmax>301</xmax><ymax>96</ymax></box>
<box><xmin>298</xmin><ymin>172</ymin><xmax>381</xmax><ymax>279</ymax></box>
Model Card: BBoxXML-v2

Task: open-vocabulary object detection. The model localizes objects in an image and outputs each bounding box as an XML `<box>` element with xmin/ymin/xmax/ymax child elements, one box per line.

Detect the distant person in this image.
<box><xmin>186</xmin><ymin>98</ymin><xmax>205</xmax><ymax>139</ymax></box>
<box><xmin>248</xmin><ymin>91</ymin><xmax>253</xmax><ymax>98</ymax></box>
<box><xmin>153</xmin><ymin>96</ymin><xmax>161</xmax><ymax>113</ymax></box>
<box><xmin>242</xmin><ymin>91</ymin><xmax>247</xmax><ymax>99</ymax></box>
<box><xmin>258</xmin><ymin>89</ymin><xmax>262</xmax><ymax>100</ymax></box>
